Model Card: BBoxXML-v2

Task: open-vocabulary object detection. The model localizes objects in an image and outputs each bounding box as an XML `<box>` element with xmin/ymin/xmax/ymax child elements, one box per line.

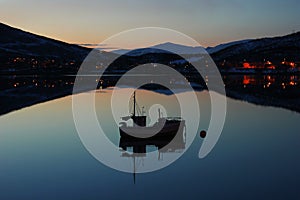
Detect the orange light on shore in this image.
<box><xmin>243</xmin><ymin>62</ymin><xmax>253</xmax><ymax>69</ymax></box>
<box><xmin>282</xmin><ymin>60</ymin><xmax>296</xmax><ymax>68</ymax></box>
<box><xmin>289</xmin><ymin>81</ymin><xmax>296</xmax><ymax>86</ymax></box>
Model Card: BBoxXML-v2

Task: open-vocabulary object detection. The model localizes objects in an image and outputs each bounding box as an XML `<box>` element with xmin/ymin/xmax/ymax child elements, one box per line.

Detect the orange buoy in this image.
<box><xmin>200</xmin><ymin>130</ymin><xmax>206</xmax><ymax>138</ymax></box>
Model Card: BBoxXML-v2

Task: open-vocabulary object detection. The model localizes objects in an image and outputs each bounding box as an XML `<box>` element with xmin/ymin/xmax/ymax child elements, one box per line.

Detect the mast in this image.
<box><xmin>158</xmin><ymin>108</ymin><xmax>161</xmax><ymax>119</ymax></box>
<box><xmin>133</xmin><ymin>91</ymin><xmax>136</xmax><ymax>117</ymax></box>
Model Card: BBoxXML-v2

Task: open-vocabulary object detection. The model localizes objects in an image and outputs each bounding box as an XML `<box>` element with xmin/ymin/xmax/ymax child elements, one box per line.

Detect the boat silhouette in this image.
<box><xmin>119</xmin><ymin>91</ymin><xmax>186</xmax><ymax>140</ymax></box>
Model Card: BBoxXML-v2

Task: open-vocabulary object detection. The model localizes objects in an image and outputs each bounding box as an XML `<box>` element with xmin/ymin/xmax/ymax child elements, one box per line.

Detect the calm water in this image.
<box><xmin>0</xmin><ymin>88</ymin><xmax>299</xmax><ymax>199</ymax></box>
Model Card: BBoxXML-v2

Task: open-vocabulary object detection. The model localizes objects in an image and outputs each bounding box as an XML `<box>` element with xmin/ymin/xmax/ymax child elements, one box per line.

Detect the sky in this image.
<box><xmin>0</xmin><ymin>0</ymin><xmax>300</xmax><ymax>47</ymax></box>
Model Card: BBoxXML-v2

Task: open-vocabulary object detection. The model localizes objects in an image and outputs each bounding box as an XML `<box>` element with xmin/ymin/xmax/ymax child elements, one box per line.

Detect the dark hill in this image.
<box><xmin>211</xmin><ymin>32</ymin><xmax>300</xmax><ymax>63</ymax></box>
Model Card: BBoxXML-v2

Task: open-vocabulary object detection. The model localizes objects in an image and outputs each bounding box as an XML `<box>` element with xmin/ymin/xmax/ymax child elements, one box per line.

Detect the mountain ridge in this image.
<box><xmin>211</xmin><ymin>31</ymin><xmax>300</xmax><ymax>63</ymax></box>
<box><xmin>0</xmin><ymin>22</ymin><xmax>89</xmax><ymax>58</ymax></box>
<box><xmin>1</xmin><ymin>22</ymin><xmax>300</xmax><ymax>73</ymax></box>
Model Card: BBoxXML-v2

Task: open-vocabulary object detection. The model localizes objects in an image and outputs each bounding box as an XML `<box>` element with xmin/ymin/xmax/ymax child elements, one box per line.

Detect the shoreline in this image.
<box><xmin>0</xmin><ymin>88</ymin><xmax>73</xmax><ymax>116</ymax></box>
<box><xmin>1</xmin><ymin>87</ymin><xmax>300</xmax><ymax>117</ymax></box>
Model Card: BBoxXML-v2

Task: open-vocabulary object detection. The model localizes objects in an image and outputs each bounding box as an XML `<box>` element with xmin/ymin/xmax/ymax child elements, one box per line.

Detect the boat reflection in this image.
<box><xmin>119</xmin><ymin>132</ymin><xmax>186</xmax><ymax>155</ymax></box>
<box><xmin>119</xmin><ymin>127</ymin><xmax>186</xmax><ymax>183</ymax></box>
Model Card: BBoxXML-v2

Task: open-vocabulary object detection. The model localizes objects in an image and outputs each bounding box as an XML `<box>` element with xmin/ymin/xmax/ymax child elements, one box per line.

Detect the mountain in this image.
<box><xmin>211</xmin><ymin>32</ymin><xmax>300</xmax><ymax>63</ymax></box>
<box><xmin>206</xmin><ymin>39</ymin><xmax>253</xmax><ymax>54</ymax></box>
<box><xmin>151</xmin><ymin>42</ymin><xmax>206</xmax><ymax>54</ymax></box>
<box><xmin>1</xmin><ymin>22</ymin><xmax>299</xmax><ymax>73</ymax></box>
<box><xmin>0</xmin><ymin>23</ymin><xmax>89</xmax><ymax>58</ymax></box>
<box><xmin>0</xmin><ymin>22</ymin><xmax>92</xmax><ymax>75</ymax></box>
<box><xmin>112</xmin><ymin>42</ymin><xmax>206</xmax><ymax>56</ymax></box>
<box><xmin>112</xmin><ymin>40</ymin><xmax>254</xmax><ymax>56</ymax></box>
<box><xmin>112</xmin><ymin>32</ymin><xmax>300</xmax><ymax>66</ymax></box>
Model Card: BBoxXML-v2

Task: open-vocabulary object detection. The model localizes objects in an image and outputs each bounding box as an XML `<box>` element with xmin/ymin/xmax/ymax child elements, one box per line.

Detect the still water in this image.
<box><xmin>0</xmin><ymin>88</ymin><xmax>299</xmax><ymax>199</ymax></box>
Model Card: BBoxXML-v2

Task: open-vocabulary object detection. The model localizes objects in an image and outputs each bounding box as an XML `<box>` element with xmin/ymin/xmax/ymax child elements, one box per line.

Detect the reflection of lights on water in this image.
<box><xmin>266</xmin><ymin>61</ymin><xmax>272</xmax><ymax>65</ymax></box>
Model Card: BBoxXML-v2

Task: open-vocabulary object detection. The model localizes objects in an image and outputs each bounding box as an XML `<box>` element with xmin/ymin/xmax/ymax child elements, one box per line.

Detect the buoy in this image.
<box><xmin>200</xmin><ymin>130</ymin><xmax>206</xmax><ymax>138</ymax></box>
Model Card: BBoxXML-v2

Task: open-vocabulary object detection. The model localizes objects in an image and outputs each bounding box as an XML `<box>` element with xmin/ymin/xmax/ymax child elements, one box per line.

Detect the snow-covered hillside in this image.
<box><xmin>206</xmin><ymin>39</ymin><xmax>253</xmax><ymax>54</ymax></box>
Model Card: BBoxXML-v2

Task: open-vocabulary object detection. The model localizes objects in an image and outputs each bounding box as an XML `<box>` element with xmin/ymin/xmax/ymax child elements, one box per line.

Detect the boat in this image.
<box><xmin>119</xmin><ymin>91</ymin><xmax>185</xmax><ymax>140</ymax></box>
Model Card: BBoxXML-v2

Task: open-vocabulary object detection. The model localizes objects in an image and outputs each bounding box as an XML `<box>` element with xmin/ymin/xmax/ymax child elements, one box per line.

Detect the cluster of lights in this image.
<box><xmin>241</xmin><ymin>75</ymin><xmax>298</xmax><ymax>89</ymax></box>
<box><xmin>8</xmin><ymin>57</ymin><xmax>79</xmax><ymax>69</ymax></box>
<box><xmin>242</xmin><ymin>59</ymin><xmax>298</xmax><ymax>70</ymax></box>
<box><xmin>11</xmin><ymin>79</ymin><xmax>74</xmax><ymax>88</ymax></box>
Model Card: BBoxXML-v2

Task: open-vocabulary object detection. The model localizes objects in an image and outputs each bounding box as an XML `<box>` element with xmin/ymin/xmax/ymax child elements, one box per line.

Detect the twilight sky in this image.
<box><xmin>0</xmin><ymin>0</ymin><xmax>299</xmax><ymax>47</ymax></box>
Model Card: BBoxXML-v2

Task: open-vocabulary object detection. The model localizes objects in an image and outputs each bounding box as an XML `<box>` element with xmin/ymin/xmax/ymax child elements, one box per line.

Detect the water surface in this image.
<box><xmin>0</xmin><ymin>88</ymin><xmax>299</xmax><ymax>199</ymax></box>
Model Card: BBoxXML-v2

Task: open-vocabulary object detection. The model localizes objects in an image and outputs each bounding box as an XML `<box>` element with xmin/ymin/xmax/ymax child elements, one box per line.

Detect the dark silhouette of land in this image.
<box><xmin>1</xmin><ymin>22</ymin><xmax>300</xmax><ymax>115</ymax></box>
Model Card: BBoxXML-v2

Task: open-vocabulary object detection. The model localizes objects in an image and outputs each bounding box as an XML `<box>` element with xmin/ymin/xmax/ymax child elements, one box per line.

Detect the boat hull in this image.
<box><xmin>119</xmin><ymin>120</ymin><xmax>185</xmax><ymax>139</ymax></box>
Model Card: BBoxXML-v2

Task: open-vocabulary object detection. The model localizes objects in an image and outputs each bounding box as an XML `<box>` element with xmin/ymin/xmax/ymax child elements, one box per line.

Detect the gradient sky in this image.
<box><xmin>1</xmin><ymin>0</ymin><xmax>300</xmax><ymax>47</ymax></box>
